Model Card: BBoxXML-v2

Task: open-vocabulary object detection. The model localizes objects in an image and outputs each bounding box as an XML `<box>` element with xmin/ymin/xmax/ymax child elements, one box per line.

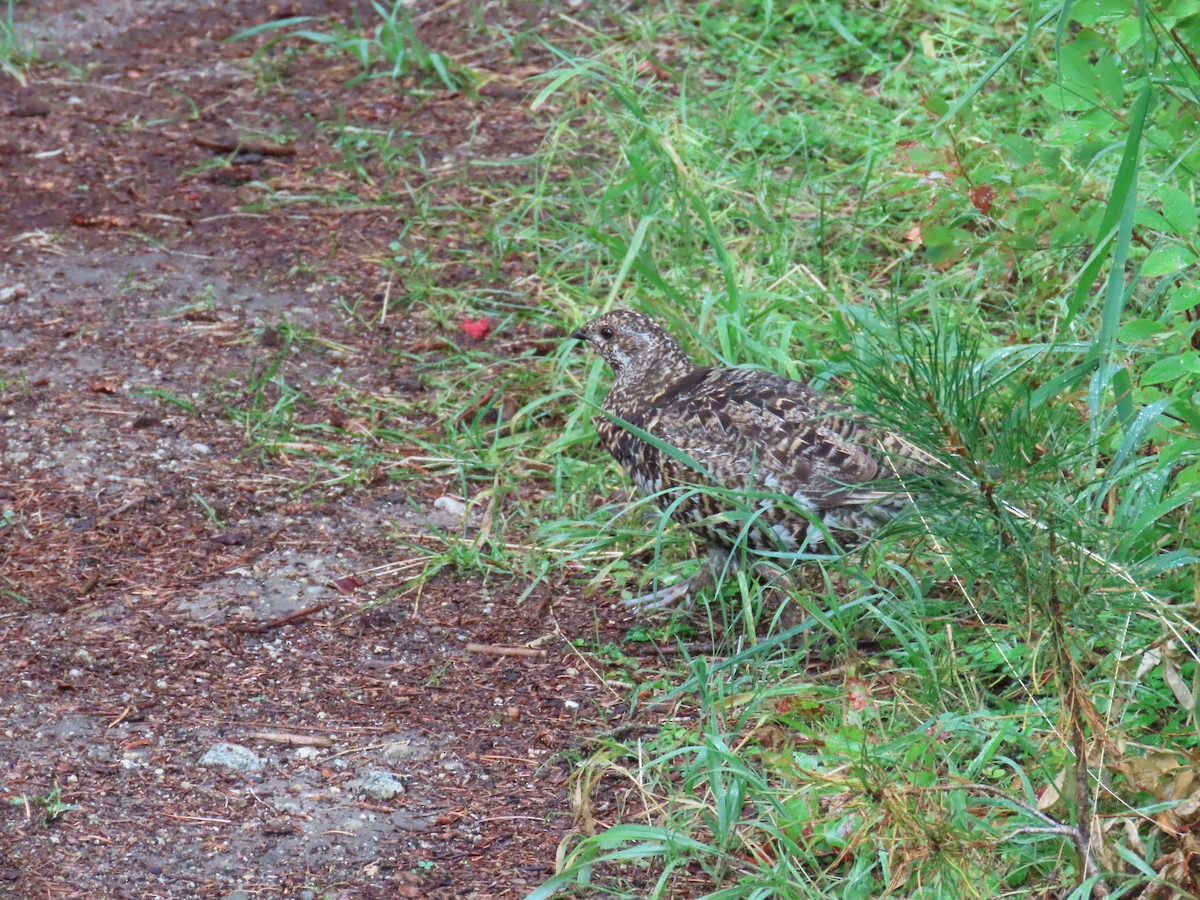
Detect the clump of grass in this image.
<box><xmin>10</xmin><ymin>783</ymin><xmax>79</xmax><ymax>828</ymax></box>
<box><xmin>230</xmin><ymin>1</ymin><xmax>470</xmax><ymax>91</ymax></box>
<box><xmin>1</xmin><ymin>0</ymin><xmax>34</xmax><ymax>85</ymax></box>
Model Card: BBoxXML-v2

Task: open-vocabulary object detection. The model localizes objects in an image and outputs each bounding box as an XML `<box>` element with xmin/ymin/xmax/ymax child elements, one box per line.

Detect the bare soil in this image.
<box><xmin>0</xmin><ymin>3</ymin><xmax>650</xmax><ymax>897</ymax></box>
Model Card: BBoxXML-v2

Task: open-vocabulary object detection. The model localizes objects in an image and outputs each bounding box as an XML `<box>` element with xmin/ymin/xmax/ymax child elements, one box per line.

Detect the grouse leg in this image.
<box><xmin>621</xmin><ymin>545</ymin><xmax>735</xmax><ymax>613</ymax></box>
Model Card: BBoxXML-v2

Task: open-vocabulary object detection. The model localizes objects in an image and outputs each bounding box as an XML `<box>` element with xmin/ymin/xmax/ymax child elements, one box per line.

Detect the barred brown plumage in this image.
<box><xmin>572</xmin><ymin>309</ymin><xmax>929</xmax><ymax>612</ymax></box>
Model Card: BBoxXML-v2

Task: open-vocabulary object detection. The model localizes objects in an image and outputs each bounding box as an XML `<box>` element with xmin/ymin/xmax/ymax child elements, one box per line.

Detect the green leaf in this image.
<box><xmin>1168</xmin><ymin>286</ymin><xmax>1200</xmax><ymax>314</ymax></box>
<box><xmin>1042</xmin><ymin>80</ymin><xmax>1090</xmax><ymax>112</ymax></box>
<box><xmin>1176</xmin><ymin>461</ymin><xmax>1200</xmax><ymax>489</ymax></box>
<box><xmin>999</xmin><ymin>133</ymin><xmax>1036</xmax><ymax>165</ymax></box>
<box><xmin>1093</xmin><ymin>53</ymin><xmax>1125</xmax><ymax>106</ymax></box>
<box><xmin>1134</xmin><ymin>206</ymin><xmax>1172</xmax><ymax>231</ymax></box>
<box><xmin>1058</xmin><ymin>41</ymin><xmax>1094</xmax><ymax>95</ymax></box>
<box><xmin>1117</xmin><ymin>490</ymin><xmax>1199</xmax><ymax>555</ymax></box>
<box><xmin>1114</xmin><ymin>15</ymin><xmax>1142</xmax><ymax>50</ymax></box>
<box><xmin>1142</xmin><ymin>352</ymin><xmax>1200</xmax><ymax>385</ymax></box>
<box><xmin>1142</xmin><ymin>244</ymin><xmax>1197</xmax><ymax>278</ymax></box>
<box><xmin>1073</xmin><ymin>0</ymin><xmax>1141</xmax><ymax>24</ymax></box>
<box><xmin>1111</xmin><ymin>365</ymin><xmax>1136</xmax><ymax>424</ymax></box>
<box><xmin>1118</xmin><ymin>318</ymin><xmax>1166</xmax><ymax>340</ymax></box>
<box><xmin>1164</xmin><ymin>0</ymin><xmax>1200</xmax><ymax>25</ymax></box>
<box><xmin>1056</xmin><ymin>38</ymin><xmax>1122</xmax><ymax>106</ymax></box>
<box><xmin>825</xmin><ymin>9</ymin><xmax>863</xmax><ymax>46</ymax></box>
<box><xmin>1160</xmin><ymin>187</ymin><xmax>1198</xmax><ymax>236</ymax></box>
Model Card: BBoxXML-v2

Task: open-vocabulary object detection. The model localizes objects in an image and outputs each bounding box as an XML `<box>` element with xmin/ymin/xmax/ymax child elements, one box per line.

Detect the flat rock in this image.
<box><xmin>358</xmin><ymin>769</ymin><xmax>405</xmax><ymax>801</ymax></box>
<box><xmin>200</xmin><ymin>742</ymin><xmax>265</xmax><ymax>772</ymax></box>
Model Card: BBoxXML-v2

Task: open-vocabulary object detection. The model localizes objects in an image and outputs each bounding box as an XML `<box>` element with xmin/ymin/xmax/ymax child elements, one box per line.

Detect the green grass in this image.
<box><xmin>9</xmin><ymin>783</ymin><xmax>79</xmax><ymax>828</ymax></box>
<box><xmin>0</xmin><ymin>0</ymin><xmax>33</xmax><ymax>85</ymax></box>
<box><xmin>214</xmin><ymin>1</ymin><xmax>1199</xmax><ymax>895</ymax></box>
<box><xmin>230</xmin><ymin>1</ymin><xmax>470</xmax><ymax>91</ymax></box>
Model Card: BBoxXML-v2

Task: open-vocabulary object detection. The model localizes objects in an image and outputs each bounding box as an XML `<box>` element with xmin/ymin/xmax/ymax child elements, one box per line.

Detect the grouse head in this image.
<box><xmin>571</xmin><ymin>309</ymin><xmax>695</xmax><ymax>393</ymax></box>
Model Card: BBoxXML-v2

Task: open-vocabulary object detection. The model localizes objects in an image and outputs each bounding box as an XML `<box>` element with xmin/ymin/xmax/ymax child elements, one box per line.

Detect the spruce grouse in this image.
<box><xmin>572</xmin><ymin>309</ymin><xmax>929</xmax><ymax>611</ymax></box>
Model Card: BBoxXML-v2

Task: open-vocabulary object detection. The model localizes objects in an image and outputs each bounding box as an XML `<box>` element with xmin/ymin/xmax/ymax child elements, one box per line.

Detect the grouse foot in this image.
<box><xmin>620</xmin><ymin>546</ymin><xmax>732</xmax><ymax>614</ymax></box>
<box><xmin>621</xmin><ymin>579</ymin><xmax>696</xmax><ymax>613</ymax></box>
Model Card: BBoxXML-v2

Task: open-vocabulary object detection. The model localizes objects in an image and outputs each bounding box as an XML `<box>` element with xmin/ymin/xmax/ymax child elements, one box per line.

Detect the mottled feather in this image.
<box><xmin>573</xmin><ymin>310</ymin><xmax>926</xmax><ymax>609</ymax></box>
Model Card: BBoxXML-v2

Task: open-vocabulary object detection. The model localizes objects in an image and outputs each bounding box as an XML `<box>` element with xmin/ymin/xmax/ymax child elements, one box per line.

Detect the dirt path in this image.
<box><xmin>1</xmin><ymin>3</ymin><xmax>637</xmax><ymax>897</ymax></box>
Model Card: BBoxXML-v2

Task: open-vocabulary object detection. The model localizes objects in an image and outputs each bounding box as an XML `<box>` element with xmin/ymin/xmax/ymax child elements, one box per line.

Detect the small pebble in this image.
<box><xmin>433</xmin><ymin>496</ymin><xmax>466</xmax><ymax>517</ymax></box>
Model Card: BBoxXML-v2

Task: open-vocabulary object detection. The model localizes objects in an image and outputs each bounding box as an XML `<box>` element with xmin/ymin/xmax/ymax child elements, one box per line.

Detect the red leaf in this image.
<box><xmin>845</xmin><ymin>677</ymin><xmax>872</xmax><ymax>712</ymax></box>
<box><xmin>459</xmin><ymin>316</ymin><xmax>490</xmax><ymax>340</ymax></box>
<box><xmin>968</xmin><ymin>184</ymin><xmax>996</xmax><ymax>215</ymax></box>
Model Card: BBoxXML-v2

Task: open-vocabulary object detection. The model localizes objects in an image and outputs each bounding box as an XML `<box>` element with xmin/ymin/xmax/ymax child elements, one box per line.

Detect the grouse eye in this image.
<box><xmin>599</xmin><ymin>326</ymin><xmax>614</xmax><ymax>340</ymax></box>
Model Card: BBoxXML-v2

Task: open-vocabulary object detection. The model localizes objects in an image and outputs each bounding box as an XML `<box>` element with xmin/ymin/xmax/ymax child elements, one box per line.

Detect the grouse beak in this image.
<box><xmin>570</xmin><ymin>328</ymin><xmax>587</xmax><ymax>342</ymax></box>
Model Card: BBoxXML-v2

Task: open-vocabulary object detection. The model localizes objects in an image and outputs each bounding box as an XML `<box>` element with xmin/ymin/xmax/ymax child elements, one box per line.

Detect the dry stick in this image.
<box><xmin>78</xmin><ymin>571</ymin><xmax>101</xmax><ymax>597</ymax></box>
<box><xmin>1169</xmin><ymin>27</ymin><xmax>1200</xmax><ymax>82</ymax></box>
<box><xmin>324</xmin><ymin>743</ymin><xmax>390</xmax><ymax>763</ymax></box>
<box><xmin>207</xmin><ymin>718</ymin><xmax>392</xmax><ymax>734</ymax></box>
<box><xmin>95</xmin><ymin>495</ymin><xmax>150</xmax><ymax>527</ymax></box>
<box><xmin>297</xmin><ymin>204</ymin><xmax>400</xmax><ymax>216</ymax></box>
<box><xmin>191</xmin><ymin>134</ymin><xmax>297</xmax><ymax>156</ymax></box>
<box><xmin>243</xmin><ymin>730</ymin><xmax>334</xmax><ymax>748</ymax></box>
<box><xmin>935</xmin><ymin>779</ymin><xmax>1108</xmax><ymax>894</ymax></box>
<box><xmin>1048</xmin><ymin>521</ymin><xmax>1109</xmax><ymax>898</ymax></box>
<box><xmin>164</xmin><ymin>813</ymin><xmax>233</xmax><ymax>825</ymax></box>
<box><xmin>465</xmin><ymin>643</ymin><xmax>547</xmax><ymax>659</ymax></box>
<box><xmin>925</xmin><ymin>782</ymin><xmax>1083</xmax><ymax>840</ymax></box>
<box><xmin>380</xmin><ymin>269</ymin><xmax>394</xmax><ymax>326</ymax></box>
<box><xmin>231</xmin><ymin>601</ymin><xmax>332</xmax><ymax>634</ymax></box>
<box><xmin>1072</xmin><ymin>705</ymin><xmax>1105</xmax><ymax>895</ymax></box>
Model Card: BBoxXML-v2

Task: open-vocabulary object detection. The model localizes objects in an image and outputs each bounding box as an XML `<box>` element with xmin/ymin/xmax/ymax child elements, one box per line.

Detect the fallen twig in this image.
<box><xmin>192</xmin><ymin>134</ymin><xmax>296</xmax><ymax>157</ymax></box>
<box><xmin>465</xmin><ymin>643</ymin><xmax>547</xmax><ymax>659</ymax></box>
<box><xmin>95</xmin><ymin>495</ymin><xmax>150</xmax><ymax>527</ymax></box>
<box><xmin>231</xmin><ymin>601</ymin><xmax>331</xmax><ymax>634</ymax></box>
<box><xmin>243</xmin><ymin>730</ymin><xmax>334</xmax><ymax>748</ymax></box>
<box><xmin>78</xmin><ymin>571</ymin><xmax>101</xmax><ymax>597</ymax></box>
